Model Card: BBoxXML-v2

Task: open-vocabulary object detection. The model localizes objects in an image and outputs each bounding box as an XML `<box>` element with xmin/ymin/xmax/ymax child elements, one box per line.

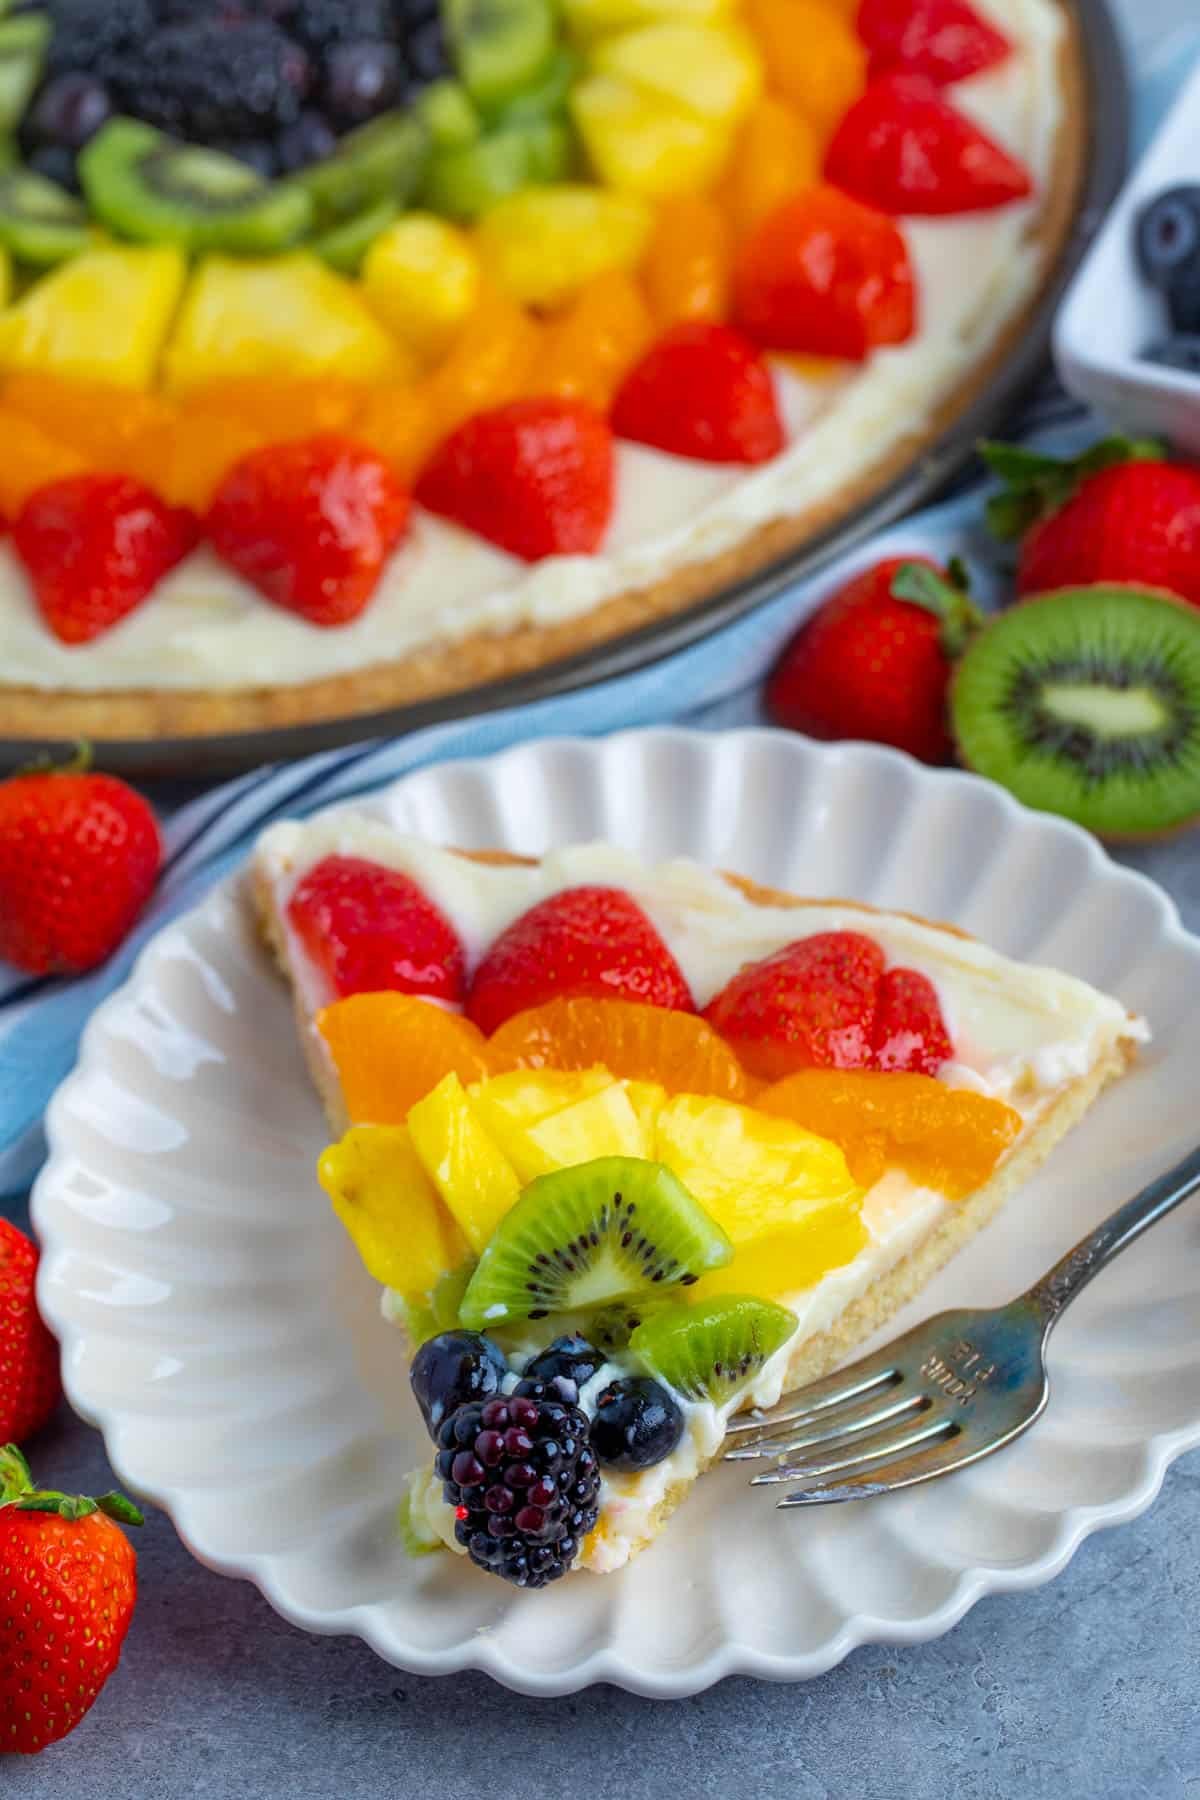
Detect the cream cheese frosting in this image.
<box><xmin>1</xmin><ymin>0</ymin><xmax>1067</xmax><ymax>693</ymax></box>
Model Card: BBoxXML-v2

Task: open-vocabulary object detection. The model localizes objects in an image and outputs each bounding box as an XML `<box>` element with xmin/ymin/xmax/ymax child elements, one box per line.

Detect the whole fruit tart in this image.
<box><xmin>0</xmin><ymin>0</ymin><xmax>1085</xmax><ymax>744</ymax></box>
<box><xmin>252</xmin><ymin>823</ymin><xmax>1145</xmax><ymax>1586</ymax></box>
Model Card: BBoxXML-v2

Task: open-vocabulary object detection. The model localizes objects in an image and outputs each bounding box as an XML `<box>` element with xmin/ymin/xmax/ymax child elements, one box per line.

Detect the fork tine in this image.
<box><xmin>775</xmin><ymin>1429</ymin><xmax>978</xmax><ymax>1506</ymax></box>
<box><xmin>723</xmin><ymin>1358</ymin><xmax>901</xmax><ymax>1439</ymax></box>
<box><xmin>750</xmin><ymin>1414</ymin><xmax>958</xmax><ymax>1487</ymax></box>
<box><xmin>725</xmin><ymin>1390</ymin><xmax>929</xmax><ymax>1461</ymax></box>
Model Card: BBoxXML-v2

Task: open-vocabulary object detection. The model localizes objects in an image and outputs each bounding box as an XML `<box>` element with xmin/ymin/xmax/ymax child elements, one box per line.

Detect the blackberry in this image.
<box><xmin>410</xmin><ymin>1329</ymin><xmax>508</xmax><ymax>1437</ymax></box>
<box><xmin>25</xmin><ymin>72</ymin><xmax>112</xmax><ymax>149</ymax></box>
<box><xmin>404</xmin><ymin>15</ymin><xmax>449</xmax><ymax>84</ymax></box>
<box><xmin>517</xmin><ymin>1334</ymin><xmax>603</xmax><ymax>1404</ymax></box>
<box><xmin>274</xmin><ymin>107</ymin><xmax>337</xmax><ymax>172</ymax></box>
<box><xmin>113</xmin><ymin>19</ymin><xmax>311</xmax><ymax>142</ymax></box>
<box><xmin>436</xmin><ymin>1393</ymin><xmax>600</xmax><ymax>1587</ymax></box>
<box><xmin>590</xmin><ymin>1377</ymin><xmax>683</xmax><ymax>1471</ymax></box>
<box><xmin>27</xmin><ymin>142</ymin><xmax>81</xmax><ymax>191</ymax></box>
<box><xmin>289</xmin><ymin>0</ymin><xmax>396</xmax><ymax>54</ymax></box>
<box><xmin>42</xmin><ymin>0</ymin><xmax>158</xmax><ymax>83</ymax></box>
<box><xmin>323</xmin><ymin>39</ymin><xmax>403</xmax><ymax>125</ymax></box>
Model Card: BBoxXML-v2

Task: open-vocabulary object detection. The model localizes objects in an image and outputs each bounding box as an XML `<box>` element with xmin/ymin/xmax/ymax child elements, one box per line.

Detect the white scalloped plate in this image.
<box><xmin>31</xmin><ymin>731</ymin><xmax>1200</xmax><ymax>1696</ymax></box>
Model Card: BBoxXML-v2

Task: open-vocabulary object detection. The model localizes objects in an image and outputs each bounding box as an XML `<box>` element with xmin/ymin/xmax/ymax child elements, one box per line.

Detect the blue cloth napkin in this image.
<box><xmin>2</xmin><ymin>31</ymin><xmax>1197</xmax><ymax>1200</ymax></box>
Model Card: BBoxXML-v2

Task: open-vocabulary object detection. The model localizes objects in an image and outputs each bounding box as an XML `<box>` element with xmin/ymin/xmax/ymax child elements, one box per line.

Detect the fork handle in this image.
<box><xmin>1026</xmin><ymin>1142</ymin><xmax>1200</xmax><ymax>1327</ymax></box>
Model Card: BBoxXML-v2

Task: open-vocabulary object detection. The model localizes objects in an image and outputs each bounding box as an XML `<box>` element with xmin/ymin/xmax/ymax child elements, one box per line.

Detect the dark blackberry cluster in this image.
<box><xmin>40</xmin><ymin>0</ymin><xmax>159</xmax><ymax>83</ymax></box>
<box><xmin>112</xmin><ymin>19</ymin><xmax>311</xmax><ymax>141</ymax></box>
<box><xmin>436</xmin><ymin>1394</ymin><xmax>600</xmax><ymax>1588</ymax></box>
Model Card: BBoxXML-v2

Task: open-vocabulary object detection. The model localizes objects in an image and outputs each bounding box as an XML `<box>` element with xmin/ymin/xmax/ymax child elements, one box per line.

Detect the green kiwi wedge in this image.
<box><xmin>80</xmin><ymin>119</ymin><xmax>312</xmax><ymax>254</ymax></box>
<box><xmin>290</xmin><ymin>110</ymin><xmax>429</xmax><ymax>226</ymax></box>
<box><xmin>421</xmin><ymin>118</ymin><xmax>569</xmax><ymax>219</ymax></box>
<box><xmin>399</xmin><ymin>1260</ymin><xmax>478</xmax><ymax>1347</ymax></box>
<box><xmin>397</xmin><ymin>1470</ymin><xmax>446</xmax><ymax>1556</ymax></box>
<box><xmin>458</xmin><ymin>1156</ymin><xmax>733</xmax><ymax>1330</ymax></box>
<box><xmin>585</xmin><ymin>1295</ymin><xmax>676</xmax><ymax>1353</ymax></box>
<box><xmin>0</xmin><ymin>13</ymin><xmax>49</xmax><ymax>137</ymax></box>
<box><xmin>416</xmin><ymin>78</ymin><xmax>482</xmax><ymax>150</ymax></box>
<box><xmin>311</xmin><ymin>195</ymin><xmax>399</xmax><ymax>273</ymax></box>
<box><xmin>951</xmin><ymin>584</ymin><xmax>1200</xmax><ymax>840</ymax></box>
<box><xmin>487</xmin><ymin>46</ymin><xmax>580</xmax><ymax>125</ymax></box>
<box><xmin>443</xmin><ymin>0</ymin><xmax>556</xmax><ymax>112</ymax></box>
<box><xmin>0</xmin><ymin>166</ymin><xmax>89</xmax><ymax>263</ymax></box>
<box><xmin>631</xmin><ymin>1294</ymin><xmax>799</xmax><ymax>1405</ymax></box>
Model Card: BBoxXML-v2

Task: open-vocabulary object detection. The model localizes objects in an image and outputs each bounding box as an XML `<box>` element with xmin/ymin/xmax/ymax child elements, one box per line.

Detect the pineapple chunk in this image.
<box><xmin>571</xmin><ymin>75</ymin><xmax>733</xmax><ymax>198</ymax></box>
<box><xmin>163</xmin><ymin>252</ymin><xmax>399</xmax><ymax>394</ymax></box>
<box><xmin>654</xmin><ymin>1093</ymin><xmax>862</xmax><ymax>1245</ymax></box>
<box><xmin>0</xmin><ymin>247</ymin><xmax>10</xmax><ymax>310</ymax></box>
<box><xmin>592</xmin><ymin>23</ymin><xmax>762</xmax><ymax>123</ymax></box>
<box><xmin>522</xmin><ymin>1081</ymin><xmax>651</xmax><ymax>1174</ymax></box>
<box><xmin>408</xmin><ymin>1071</ymin><xmax>521</xmax><ymax>1253</ymax></box>
<box><xmin>564</xmin><ymin>0</ymin><xmax>731</xmax><ymax>39</ymax></box>
<box><xmin>362</xmin><ymin>214</ymin><xmax>481</xmax><ymax>362</ymax></box>
<box><xmin>318</xmin><ymin>1124</ymin><xmax>469</xmax><ymax>1294</ymax></box>
<box><xmin>475</xmin><ymin>184</ymin><xmax>652</xmax><ymax>307</ymax></box>
<box><xmin>0</xmin><ymin>246</ymin><xmax>185</xmax><ymax>388</ymax></box>
<box><xmin>469</xmin><ymin>1069</ymin><xmax>614</xmax><ymax>1181</ymax></box>
<box><xmin>690</xmin><ymin>1216</ymin><xmax>869</xmax><ymax>1306</ymax></box>
<box><xmin>622</xmin><ymin>1079</ymin><xmax>667</xmax><ymax>1142</ymax></box>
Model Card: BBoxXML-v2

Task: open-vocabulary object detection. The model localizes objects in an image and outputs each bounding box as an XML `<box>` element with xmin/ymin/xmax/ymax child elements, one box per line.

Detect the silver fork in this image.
<box><xmin>725</xmin><ymin>1143</ymin><xmax>1200</xmax><ymax>1507</ymax></box>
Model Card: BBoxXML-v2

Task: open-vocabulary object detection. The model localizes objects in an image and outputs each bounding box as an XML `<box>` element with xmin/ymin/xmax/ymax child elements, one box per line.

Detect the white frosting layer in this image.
<box><xmin>0</xmin><ymin>0</ymin><xmax>1066</xmax><ymax>692</ymax></box>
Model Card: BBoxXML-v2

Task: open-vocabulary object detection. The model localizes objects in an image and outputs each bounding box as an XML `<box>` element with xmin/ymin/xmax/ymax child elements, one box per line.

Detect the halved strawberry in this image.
<box><xmin>467</xmin><ymin>886</ymin><xmax>694</xmax><ymax>1036</ymax></box>
<box><xmin>287</xmin><ymin>855</ymin><xmax>466</xmax><ymax>1003</ymax></box>
<box><xmin>858</xmin><ymin>0</ymin><xmax>1012</xmax><ymax>86</ymax></box>
<box><xmin>874</xmin><ymin>968</ymin><xmax>954</xmax><ymax>1073</ymax></box>
<box><xmin>611</xmin><ymin>322</ymin><xmax>785</xmax><ymax>466</ymax></box>
<box><xmin>734</xmin><ymin>185</ymin><xmax>916</xmax><ymax>361</ymax></box>
<box><xmin>416</xmin><ymin>398</ymin><xmax>615</xmax><ymax>562</ymax></box>
<box><xmin>825</xmin><ymin>75</ymin><xmax>1034</xmax><ymax>215</ymax></box>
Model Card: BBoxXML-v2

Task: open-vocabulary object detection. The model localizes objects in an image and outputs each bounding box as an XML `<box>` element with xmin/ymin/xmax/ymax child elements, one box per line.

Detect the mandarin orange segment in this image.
<box><xmin>486</xmin><ymin>997</ymin><xmax>753</xmax><ymax>1101</ymax></box>
<box><xmin>125</xmin><ymin>411</ymin><xmax>268</xmax><ymax>512</ymax></box>
<box><xmin>536</xmin><ymin>270</ymin><xmax>656</xmax><ymax>410</ymax></box>
<box><xmin>643</xmin><ymin>195</ymin><xmax>732</xmax><ymax>325</ymax></box>
<box><xmin>317</xmin><ymin>992</ymin><xmax>494</xmax><ymax>1126</ymax></box>
<box><xmin>0</xmin><ymin>409</ymin><xmax>89</xmax><ymax>514</ymax></box>
<box><xmin>720</xmin><ymin>95</ymin><xmax>822</xmax><ymax>239</ymax></box>
<box><xmin>1</xmin><ymin>374</ymin><xmax>177</xmax><ymax>472</ymax></box>
<box><xmin>353</xmin><ymin>382</ymin><xmax>438</xmax><ymax>483</ymax></box>
<box><xmin>756</xmin><ymin>1069</ymin><xmax>1023</xmax><ymax>1199</ymax></box>
<box><xmin>183</xmin><ymin>377</ymin><xmax>366</xmax><ymax>441</ymax></box>
<box><xmin>423</xmin><ymin>291</ymin><xmax>543</xmax><ymax>447</ymax></box>
<box><xmin>745</xmin><ymin>0</ymin><xmax>867</xmax><ymax>140</ymax></box>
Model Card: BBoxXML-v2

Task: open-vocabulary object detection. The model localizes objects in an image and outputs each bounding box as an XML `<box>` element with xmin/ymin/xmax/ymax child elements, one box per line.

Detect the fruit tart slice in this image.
<box><xmin>252</xmin><ymin>824</ymin><xmax>1146</xmax><ymax>1584</ymax></box>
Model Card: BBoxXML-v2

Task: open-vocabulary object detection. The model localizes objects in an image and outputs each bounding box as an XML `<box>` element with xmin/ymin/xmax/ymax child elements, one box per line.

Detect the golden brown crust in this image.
<box><xmin>0</xmin><ymin>11</ymin><xmax>1088</xmax><ymax>745</ymax></box>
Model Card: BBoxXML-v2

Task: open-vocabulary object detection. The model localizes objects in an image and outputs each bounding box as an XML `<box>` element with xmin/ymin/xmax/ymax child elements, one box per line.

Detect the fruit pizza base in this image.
<box><xmin>0</xmin><ymin>2</ymin><xmax>1088</xmax><ymax>746</ymax></box>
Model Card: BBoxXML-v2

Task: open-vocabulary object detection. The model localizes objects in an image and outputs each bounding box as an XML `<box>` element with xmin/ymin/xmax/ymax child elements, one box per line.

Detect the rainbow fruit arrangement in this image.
<box><xmin>0</xmin><ymin>0</ymin><xmax>1036</xmax><ymax>642</ymax></box>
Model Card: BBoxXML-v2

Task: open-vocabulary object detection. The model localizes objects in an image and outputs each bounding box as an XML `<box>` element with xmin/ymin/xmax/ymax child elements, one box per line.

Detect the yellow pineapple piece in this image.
<box><xmin>469</xmin><ymin>1069</ymin><xmax>615</xmax><ymax>1180</ymax></box>
<box><xmin>621</xmin><ymin>1079</ymin><xmax>667</xmax><ymax>1142</ymax></box>
<box><xmin>523</xmin><ymin>1081</ymin><xmax>651</xmax><ymax>1174</ymax></box>
<box><xmin>654</xmin><ymin>1093</ymin><xmax>861</xmax><ymax>1244</ymax></box>
<box><xmin>362</xmin><ymin>214</ymin><xmax>481</xmax><ymax>363</ymax></box>
<box><xmin>690</xmin><ymin>1215</ymin><xmax>869</xmax><ymax>1305</ymax></box>
<box><xmin>408</xmin><ymin>1071</ymin><xmax>521</xmax><ymax>1253</ymax></box>
<box><xmin>592</xmin><ymin>22</ymin><xmax>761</xmax><ymax>123</ymax></box>
<box><xmin>564</xmin><ymin>0</ymin><xmax>732</xmax><ymax>39</ymax></box>
<box><xmin>317</xmin><ymin>1124</ymin><xmax>469</xmax><ymax>1294</ymax></box>
<box><xmin>0</xmin><ymin>246</ymin><xmax>185</xmax><ymax>388</ymax></box>
<box><xmin>476</xmin><ymin>185</ymin><xmax>653</xmax><ymax>307</ymax></box>
<box><xmin>163</xmin><ymin>252</ymin><xmax>399</xmax><ymax>394</ymax></box>
<box><xmin>571</xmin><ymin>74</ymin><xmax>733</xmax><ymax>198</ymax></box>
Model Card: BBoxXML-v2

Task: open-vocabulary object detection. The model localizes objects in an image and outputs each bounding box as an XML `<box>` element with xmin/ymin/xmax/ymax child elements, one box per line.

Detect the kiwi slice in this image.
<box><xmin>443</xmin><ymin>0</ymin><xmax>556</xmax><ymax>112</ymax></box>
<box><xmin>585</xmin><ymin>1295</ymin><xmax>676</xmax><ymax>1353</ymax></box>
<box><xmin>421</xmin><ymin>118</ymin><xmax>568</xmax><ymax>219</ymax></box>
<box><xmin>80</xmin><ymin>119</ymin><xmax>312</xmax><ymax>254</ymax></box>
<box><xmin>290</xmin><ymin>110</ymin><xmax>429</xmax><ymax>226</ymax></box>
<box><xmin>400</xmin><ymin>1260</ymin><xmax>478</xmax><ymax>1347</ymax></box>
<box><xmin>631</xmin><ymin>1294</ymin><xmax>799</xmax><ymax>1405</ymax></box>
<box><xmin>951</xmin><ymin>585</ymin><xmax>1200</xmax><ymax>840</ymax></box>
<box><xmin>0</xmin><ymin>166</ymin><xmax>89</xmax><ymax>264</ymax></box>
<box><xmin>0</xmin><ymin>13</ymin><xmax>49</xmax><ymax>137</ymax></box>
<box><xmin>416</xmin><ymin>78</ymin><xmax>482</xmax><ymax>150</ymax></box>
<box><xmin>488</xmin><ymin>47</ymin><xmax>580</xmax><ymax>125</ymax></box>
<box><xmin>458</xmin><ymin>1156</ymin><xmax>733</xmax><ymax>1330</ymax></box>
<box><xmin>397</xmin><ymin>1470</ymin><xmax>447</xmax><ymax>1557</ymax></box>
<box><xmin>311</xmin><ymin>196</ymin><xmax>399</xmax><ymax>274</ymax></box>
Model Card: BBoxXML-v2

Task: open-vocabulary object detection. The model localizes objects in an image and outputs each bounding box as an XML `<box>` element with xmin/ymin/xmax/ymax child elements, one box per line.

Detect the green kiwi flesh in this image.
<box><xmin>421</xmin><ymin>118</ymin><xmax>569</xmax><ymax>219</ymax></box>
<box><xmin>416</xmin><ymin>78</ymin><xmax>482</xmax><ymax>149</ymax></box>
<box><xmin>400</xmin><ymin>1259</ymin><xmax>477</xmax><ymax>1347</ymax></box>
<box><xmin>458</xmin><ymin>1156</ymin><xmax>733</xmax><ymax>1330</ymax></box>
<box><xmin>487</xmin><ymin>45</ymin><xmax>579</xmax><ymax>125</ymax></box>
<box><xmin>0</xmin><ymin>167</ymin><xmax>89</xmax><ymax>263</ymax></box>
<box><xmin>311</xmin><ymin>196</ymin><xmax>400</xmax><ymax>273</ymax></box>
<box><xmin>289</xmin><ymin>110</ymin><xmax>429</xmax><ymax>225</ymax></box>
<box><xmin>952</xmin><ymin>584</ymin><xmax>1200</xmax><ymax>839</ymax></box>
<box><xmin>631</xmin><ymin>1294</ymin><xmax>799</xmax><ymax>1405</ymax></box>
<box><xmin>443</xmin><ymin>0</ymin><xmax>557</xmax><ymax>112</ymax></box>
<box><xmin>80</xmin><ymin>119</ymin><xmax>312</xmax><ymax>253</ymax></box>
<box><xmin>397</xmin><ymin>1471</ymin><xmax>445</xmax><ymax>1556</ymax></box>
<box><xmin>585</xmin><ymin>1295</ymin><xmax>677</xmax><ymax>1353</ymax></box>
<box><xmin>0</xmin><ymin>13</ymin><xmax>49</xmax><ymax>137</ymax></box>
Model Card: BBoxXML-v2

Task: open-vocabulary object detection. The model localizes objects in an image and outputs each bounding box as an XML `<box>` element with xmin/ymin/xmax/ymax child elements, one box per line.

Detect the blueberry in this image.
<box><xmin>26</xmin><ymin>72</ymin><xmax>112</xmax><ymax>148</ymax></box>
<box><xmin>274</xmin><ymin>107</ymin><xmax>338</xmax><ymax>171</ymax></box>
<box><xmin>213</xmin><ymin>137</ymin><xmax>281</xmax><ymax>178</ymax></box>
<box><xmin>1146</xmin><ymin>334</ymin><xmax>1200</xmax><ymax>378</ymax></box>
<box><xmin>589</xmin><ymin>1377</ymin><xmax>684</xmax><ymax>1472</ymax></box>
<box><xmin>1137</xmin><ymin>187</ymin><xmax>1200</xmax><ymax>284</ymax></box>
<box><xmin>409</xmin><ymin>1330</ymin><xmax>508</xmax><ymax>1437</ymax></box>
<box><xmin>323</xmin><ymin>39</ymin><xmax>403</xmax><ymax>123</ymax></box>
<box><xmin>405</xmin><ymin>16</ymin><xmax>449</xmax><ymax>83</ymax></box>
<box><xmin>26</xmin><ymin>144</ymin><xmax>81</xmax><ymax>192</ymax></box>
<box><xmin>520</xmin><ymin>1334</ymin><xmax>603</xmax><ymax>1404</ymax></box>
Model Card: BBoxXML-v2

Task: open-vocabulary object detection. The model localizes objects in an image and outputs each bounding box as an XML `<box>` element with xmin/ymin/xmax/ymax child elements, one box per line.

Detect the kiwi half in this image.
<box><xmin>631</xmin><ymin>1294</ymin><xmax>799</xmax><ymax>1405</ymax></box>
<box><xmin>951</xmin><ymin>585</ymin><xmax>1200</xmax><ymax>840</ymax></box>
<box><xmin>443</xmin><ymin>0</ymin><xmax>557</xmax><ymax>112</ymax></box>
<box><xmin>80</xmin><ymin>119</ymin><xmax>312</xmax><ymax>254</ymax></box>
<box><xmin>457</xmin><ymin>1156</ymin><xmax>733</xmax><ymax>1329</ymax></box>
<box><xmin>0</xmin><ymin>167</ymin><xmax>89</xmax><ymax>264</ymax></box>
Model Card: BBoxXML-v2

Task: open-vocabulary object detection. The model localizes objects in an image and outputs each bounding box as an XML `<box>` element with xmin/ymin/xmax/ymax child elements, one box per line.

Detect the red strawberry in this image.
<box><xmin>734</xmin><ymin>185</ymin><xmax>916</xmax><ymax>361</ymax></box>
<box><xmin>13</xmin><ymin>474</ymin><xmax>198</xmax><ymax>646</ymax></box>
<box><xmin>982</xmin><ymin>438</ymin><xmax>1200</xmax><ymax>606</ymax></box>
<box><xmin>874</xmin><ymin>968</ymin><xmax>953</xmax><ymax>1073</ymax></box>
<box><xmin>611</xmin><ymin>322</ymin><xmax>785</xmax><ymax>465</ymax></box>
<box><xmin>766</xmin><ymin>556</ymin><xmax>981</xmax><ymax>764</ymax></box>
<box><xmin>287</xmin><ymin>854</ymin><xmax>466</xmax><ymax>1003</ymax></box>
<box><xmin>0</xmin><ymin>1443</ymin><xmax>142</xmax><ymax>1754</ymax></box>
<box><xmin>467</xmin><ymin>887</ymin><xmax>694</xmax><ymax>1036</ymax></box>
<box><xmin>416</xmin><ymin>398</ymin><xmax>614</xmax><ymax>561</ymax></box>
<box><xmin>208</xmin><ymin>434</ymin><xmax>411</xmax><ymax>627</ymax></box>
<box><xmin>857</xmin><ymin>0</ymin><xmax>1012</xmax><ymax>86</ymax></box>
<box><xmin>0</xmin><ymin>763</ymin><xmax>161</xmax><ymax>975</ymax></box>
<box><xmin>825</xmin><ymin>74</ymin><xmax>1034</xmax><ymax>215</ymax></box>
<box><xmin>0</xmin><ymin>1221</ymin><xmax>60</xmax><ymax>1446</ymax></box>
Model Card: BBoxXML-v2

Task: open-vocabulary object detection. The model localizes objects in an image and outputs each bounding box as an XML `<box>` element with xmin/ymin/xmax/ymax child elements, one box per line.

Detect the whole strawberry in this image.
<box><xmin>983</xmin><ymin>438</ymin><xmax>1200</xmax><ymax>607</ymax></box>
<box><xmin>766</xmin><ymin>556</ymin><xmax>981</xmax><ymax>764</ymax></box>
<box><xmin>0</xmin><ymin>1443</ymin><xmax>142</xmax><ymax>1754</ymax></box>
<box><xmin>0</xmin><ymin>760</ymin><xmax>161</xmax><ymax>975</ymax></box>
<box><xmin>0</xmin><ymin>1220</ymin><xmax>60</xmax><ymax>1445</ymax></box>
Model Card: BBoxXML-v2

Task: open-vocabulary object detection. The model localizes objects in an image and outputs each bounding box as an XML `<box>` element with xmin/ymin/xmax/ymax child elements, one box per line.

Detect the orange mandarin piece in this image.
<box><xmin>720</xmin><ymin>95</ymin><xmax>822</xmax><ymax>239</ymax></box>
<box><xmin>353</xmin><ymin>382</ymin><xmax>438</xmax><ymax>483</ymax></box>
<box><xmin>318</xmin><ymin>992</ymin><xmax>494</xmax><ymax>1126</ymax></box>
<box><xmin>125</xmin><ymin>410</ymin><xmax>268</xmax><ymax>512</ymax></box>
<box><xmin>745</xmin><ymin>0</ymin><xmax>867</xmax><ymax>140</ymax></box>
<box><xmin>643</xmin><ymin>196</ymin><xmax>732</xmax><ymax>325</ymax></box>
<box><xmin>0</xmin><ymin>408</ymin><xmax>88</xmax><ymax>514</ymax></box>
<box><xmin>487</xmin><ymin>997</ymin><xmax>754</xmax><ymax>1101</ymax></box>
<box><xmin>756</xmin><ymin>1069</ymin><xmax>1023</xmax><ymax>1199</ymax></box>
<box><xmin>1</xmin><ymin>373</ymin><xmax>176</xmax><ymax>472</ymax></box>
<box><xmin>423</xmin><ymin>289</ymin><xmax>543</xmax><ymax>445</ymax></box>
<box><xmin>183</xmin><ymin>376</ymin><xmax>367</xmax><ymax>441</ymax></box>
<box><xmin>536</xmin><ymin>270</ymin><xmax>656</xmax><ymax>410</ymax></box>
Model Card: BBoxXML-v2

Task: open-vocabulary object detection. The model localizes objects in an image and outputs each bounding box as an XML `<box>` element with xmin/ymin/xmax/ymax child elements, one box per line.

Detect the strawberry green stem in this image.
<box><xmin>889</xmin><ymin>559</ymin><xmax>983</xmax><ymax>659</ymax></box>
<box><xmin>16</xmin><ymin>737</ymin><xmax>94</xmax><ymax>781</ymax></box>
<box><xmin>0</xmin><ymin>1441</ymin><xmax>144</xmax><ymax>1525</ymax></box>
<box><xmin>980</xmin><ymin>436</ymin><xmax>1165</xmax><ymax>541</ymax></box>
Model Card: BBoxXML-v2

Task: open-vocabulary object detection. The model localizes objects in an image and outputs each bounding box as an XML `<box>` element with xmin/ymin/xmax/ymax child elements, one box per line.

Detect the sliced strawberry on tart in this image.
<box><xmin>252</xmin><ymin>820</ymin><xmax>1144</xmax><ymax>1585</ymax></box>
